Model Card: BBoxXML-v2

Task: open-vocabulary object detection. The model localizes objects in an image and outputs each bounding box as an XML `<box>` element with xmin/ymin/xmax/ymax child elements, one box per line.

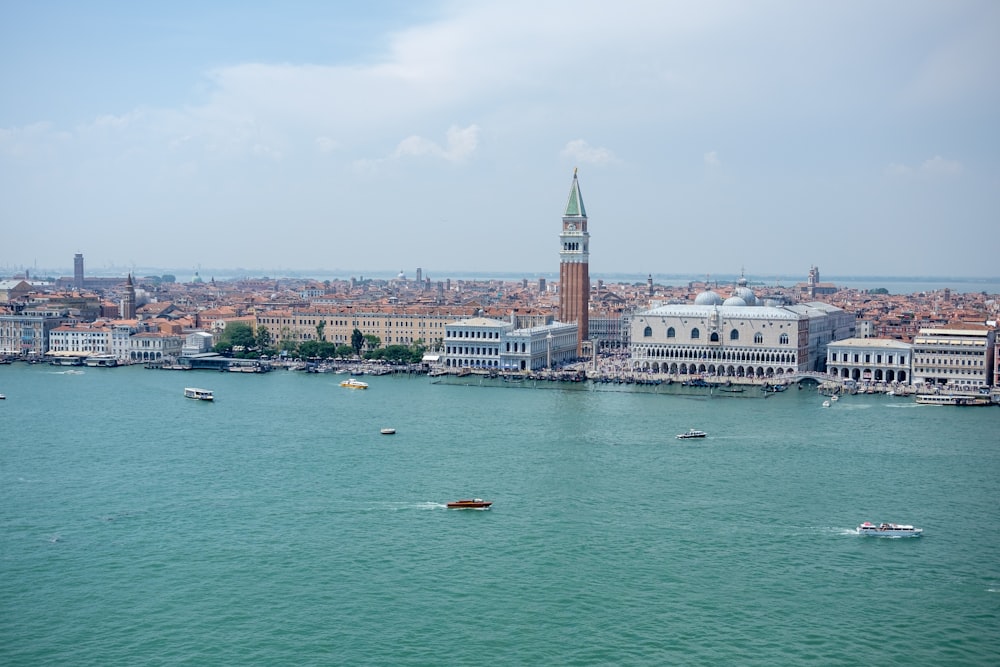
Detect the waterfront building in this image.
<box><xmin>995</xmin><ymin>338</ymin><xmax>1000</xmax><ymax>390</ymax></box>
<box><xmin>442</xmin><ymin>316</ymin><xmax>577</xmax><ymax>371</ymax></box>
<box><xmin>500</xmin><ymin>321</ymin><xmax>577</xmax><ymax>371</ymax></box>
<box><xmin>911</xmin><ymin>324</ymin><xmax>995</xmax><ymax>390</ymax></box>
<box><xmin>182</xmin><ymin>331</ymin><xmax>215</xmax><ymax>356</ymax></box>
<box><xmin>629</xmin><ymin>279</ymin><xmax>854</xmax><ymax>378</ymax></box>
<box><xmin>558</xmin><ymin>169</ymin><xmax>590</xmax><ymax>355</ymax></box>
<box><xmin>128</xmin><ymin>331</ymin><xmax>185</xmax><ymax>363</ymax></box>
<box><xmin>443</xmin><ymin>317</ymin><xmax>511</xmax><ymax>369</ymax></box>
<box><xmin>255</xmin><ymin>306</ymin><xmax>478</xmax><ymax>351</ymax></box>
<box><xmin>826</xmin><ymin>338</ymin><xmax>912</xmax><ymax>384</ymax></box>
<box><xmin>0</xmin><ymin>308</ymin><xmax>68</xmax><ymax>358</ymax></box>
<box><xmin>48</xmin><ymin>323</ymin><xmax>112</xmax><ymax>357</ymax></box>
<box><xmin>111</xmin><ymin>321</ymin><xmax>138</xmax><ymax>362</ymax></box>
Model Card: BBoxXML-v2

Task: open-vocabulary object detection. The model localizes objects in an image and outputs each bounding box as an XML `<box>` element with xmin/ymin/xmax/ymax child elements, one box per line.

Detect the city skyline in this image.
<box><xmin>2</xmin><ymin>1</ymin><xmax>998</xmax><ymax>277</ymax></box>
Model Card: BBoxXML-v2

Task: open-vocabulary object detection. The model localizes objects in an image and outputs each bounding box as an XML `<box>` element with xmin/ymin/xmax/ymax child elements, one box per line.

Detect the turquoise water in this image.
<box><xmin>2</xmin><ymin>365</ymin><xmax>998</xmax><ymax>666</ymax></box>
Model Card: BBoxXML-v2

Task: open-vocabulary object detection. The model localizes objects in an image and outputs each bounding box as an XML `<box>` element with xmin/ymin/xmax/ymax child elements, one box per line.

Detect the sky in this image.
<box><xmin>2</xmin><ymin>0</ymin><xmax>998</xmax><ymax>280</ymax></box>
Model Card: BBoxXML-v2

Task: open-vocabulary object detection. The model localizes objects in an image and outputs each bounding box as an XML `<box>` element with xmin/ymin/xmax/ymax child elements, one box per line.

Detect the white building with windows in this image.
<box><xmin>48</xmin><ymin>323</ymin><xmax>112</xmax><ymax>356</ymax></box>
<box><xmin>826</xmin><ymin>338</ymin><xmax>912</xmax><ymax>384</ymax></box>
<box><xmin>500</xmin><ymin>321</ymin><xmax>578</xmax><ymax>371</ymax></box>
<box><xmin>444</xmin><ymin>317</ymin><xmax>511</xmax><ymax>369</ymax></box>
<box><xmin>0</xmin><ymin>309</ymin><xmax>68</xmax><ymax>358</ymax></box>
<box><xmin>111</xmin><ymin>322</ymin><xmax>138</xmax><ymax>362</ymax></box>
<box><xmin>629</xmin><ymin>280</ymin><xmax>854</xmax><ymax>378</ymax></box>
<box><xmin>911</xmin><ymin>324</ymin><xmax>994</xmax><ymax>390</ymax></box>
<box><xmin>129</xmin><ymin>331</ymin><xmax>185</xmax><ymax>363</ymax></box>
<box><xmin>443</xmin><ymin>317</ymin><xmax>578</xmax><ymax>371</ymax></box>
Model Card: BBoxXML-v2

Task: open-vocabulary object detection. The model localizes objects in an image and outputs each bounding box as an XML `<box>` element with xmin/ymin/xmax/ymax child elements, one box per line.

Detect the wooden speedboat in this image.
<box><xmin>446</xmin><ymin>498</ymin><xmax>492</xmax><ymax>509</ymax></box>
<box><xmin>340</xmin><ymin>378</ymin><xmax>369</xmax><ymax>389</ymax></box>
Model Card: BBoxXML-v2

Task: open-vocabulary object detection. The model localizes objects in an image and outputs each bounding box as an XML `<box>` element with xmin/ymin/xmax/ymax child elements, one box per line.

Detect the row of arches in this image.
<box><xmin>635</xmin><ymin>346</ymin><xmax>797</xmax><ymax>366</ymax></box>
<box><xmin>130</xmin><ymin>351</ymin><xmax>163</xmax><ymax>361</ymax></box>
<box><xmin>635</xmin><ymin>361</ymin><xmax>795</xmax><ymax>378</ymax></box>
<box><xmin>828</xmin><ymin>366</ymin><xmax>908</xmax><ymax>383</ymax></box>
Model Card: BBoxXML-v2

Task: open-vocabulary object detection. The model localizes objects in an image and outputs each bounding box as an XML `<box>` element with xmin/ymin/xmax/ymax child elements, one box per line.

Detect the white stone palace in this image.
<box><xmin>629</xmin><ymin>277</ymin><xmax>854</xmax><ymax>378</ymax></box>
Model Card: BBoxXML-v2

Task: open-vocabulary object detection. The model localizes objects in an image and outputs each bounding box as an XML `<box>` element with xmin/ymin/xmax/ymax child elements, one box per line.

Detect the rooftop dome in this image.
<box><xmin>694</xmin><ymin>289</ymin><xmax>723</xmax><ymax>306</ymax></box>
<box><xmin>723</xmin><ymin>296</ymin><xmax>748</xmax><ymax>307</ymax></box>
<box><xmin>734</xmin><ymin>286</ymin><xmax>757</xmax><ymax>306</ymax></box>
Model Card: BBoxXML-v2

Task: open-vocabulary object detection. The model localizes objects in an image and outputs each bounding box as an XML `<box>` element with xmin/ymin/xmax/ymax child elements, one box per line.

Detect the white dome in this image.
<box><xmin>694</xmin><ymin>289</ymin><xmax>723</xmax><ymax>306</ymax></box>
<box><xmin>734</xmin><ymin>286</ymin><xmax>757</xmax><ymax>306</ymax></box>
<box><xmin>723</xmin><ymin>296</ymin><xmax>747</xmax><ymax>307</ymax></box>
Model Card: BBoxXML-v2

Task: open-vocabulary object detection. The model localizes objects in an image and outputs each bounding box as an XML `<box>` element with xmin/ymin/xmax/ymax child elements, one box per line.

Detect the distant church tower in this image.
<box><xmin>120</xmin><ymin>273</ymin><xmax>136</xmax><ymax>319</ymax></box>
<box><xmin>74</xmin><ymin>253</ymin><xmax>84</xmax><ymax>290</ymax></box>
<box><xmin>559</xmin><ymin>169</ymin><xmax>590</xmax><ymax>355</ymax></box>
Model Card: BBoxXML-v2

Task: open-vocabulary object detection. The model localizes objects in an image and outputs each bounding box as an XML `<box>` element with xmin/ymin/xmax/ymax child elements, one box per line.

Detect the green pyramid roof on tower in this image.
<box><xmin>564</xmin><ymin>169</ymin><xmax>587</xmax><ymax>218</ymax></box>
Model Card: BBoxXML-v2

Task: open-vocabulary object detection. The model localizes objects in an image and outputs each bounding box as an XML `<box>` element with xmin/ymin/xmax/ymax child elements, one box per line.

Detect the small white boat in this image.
<box><xmin>822</xmin><ymin>400</ymin><xmax>831</xmax><ymax>407</ymax></box>
<box><xmin>184</xmin><ymin>387</ymin><xmax>214</xmax><ymax>401</ymax></box>
<box><xmin>340</xmin><ymin>378</ymin><xmax>369</xmax><ymax>389</ymax></box>
<box><xmin>830</xmin><ymin>395</ymin><xmax>839</xmax><ymax>402</ymax></box>
<box><xmin>0</xmin><ymin>393</ymin><xmax>6</xmax><ymax>400</ymax></box>
<box><xmin>380</xmin><ymin>428</ymin><xmax>396</xmax><ymax>435</ymax></box>
<box><xmin>857</xmin><ymin>521</ymin><xmax>922</xmax><ymax>537</ymax></box>
<box><xmin>676</xmin><ymin>429</ymin><xmax>707</xmax><ymax>439</ymax></box>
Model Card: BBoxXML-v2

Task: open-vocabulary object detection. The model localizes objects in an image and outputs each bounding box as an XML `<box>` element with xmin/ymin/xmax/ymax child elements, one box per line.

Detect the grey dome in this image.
<box><xmin>723</xmin><ymin>296</ymin><xmax>747</xmax><ymax>307</ymax></box>
<box><xmin>734</xmin><ymin>286</ymin><xmax>757</xmax><ymax>306</ymax></box>
<box><xmin>694</xmin><ymin>289</ymin><xmax>723</xmax><ymax>306</ymax></box>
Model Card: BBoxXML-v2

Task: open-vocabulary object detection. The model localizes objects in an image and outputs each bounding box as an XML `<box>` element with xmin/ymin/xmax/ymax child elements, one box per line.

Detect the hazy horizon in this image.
<box><xmin>3</xmin><ymin>2</ymin><xmax>998</xmax><ymax>277</ymax></box>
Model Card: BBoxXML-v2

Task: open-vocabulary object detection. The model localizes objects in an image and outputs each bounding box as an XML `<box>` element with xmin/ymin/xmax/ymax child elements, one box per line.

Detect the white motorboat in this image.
<box><xmin>857</xmin><ymin>521</ymin><xmax>922</xmax><ymax>537</ymax></box>
<box><xmin>676</xmin><ymin>429</ymin><xmax>707</xmax><ymax>439</ymax></box>
<box><xmin>184</xmin><ymin>387</ymin><xmax>214</xmax><ymax>401</ymax></box>
<box><xmin>340</xmin><ymin>378</ymin><xmax>369</xmax><ymax>389</ymax></box>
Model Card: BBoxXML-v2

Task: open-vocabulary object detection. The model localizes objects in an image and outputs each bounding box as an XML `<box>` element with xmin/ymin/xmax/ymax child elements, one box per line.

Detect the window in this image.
<box><xmin>779</xmin><ymin>333</ymin><xmax>788</xmax><ymax>345</ymax></box>
<box><xmin>754</xmin><ymin>332</ymin><xmax>763</xmax><ymax>344</ymax></box>
<box><xmin>643</xmin><ymin>326</ymin><xmax>652</xmax><ymax>337</ymax></box>
<box><xmin>710</xmin><ymin>332</ymin><xmax>719</xmax><ymax>342</ymax></box>
<box><xmin>730</xmin><ymin>329</ymin><xmax>739</xmax><ymax>341</ymax></box>
<box><xmin>667</xmin><ymin>327</ymin><xmax>675</xmax><ymax>338</ymax></box>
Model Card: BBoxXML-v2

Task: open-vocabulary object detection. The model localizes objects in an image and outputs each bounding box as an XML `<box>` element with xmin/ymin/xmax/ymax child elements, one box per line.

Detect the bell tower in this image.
<box><xmin>121</xmin><ymin>273</ymin><xmax>136</xmax><ymax>319</ymax></box>
<box><xmin>558</xmin><ymin>169</ymin><xmax>590</xmax><ymax>355</ymax></box>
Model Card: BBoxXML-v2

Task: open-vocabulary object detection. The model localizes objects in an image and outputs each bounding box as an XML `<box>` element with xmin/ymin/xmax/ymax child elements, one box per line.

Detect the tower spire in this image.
<box><xmin>564</xmin><ymin>168</ymin><xmax>587</xmax><ymax>218</ymax></box>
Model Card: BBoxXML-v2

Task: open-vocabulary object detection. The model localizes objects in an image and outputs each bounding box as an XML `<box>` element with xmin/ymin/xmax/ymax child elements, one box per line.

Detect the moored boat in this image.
<box><xmin>340</xmin><ymin>378</ymin><xmax>369</xmax><ymax>389</ymax></box>
<box><xmin>380</xmin><ymin>428</ymin><xmax>396</xmax><ymax>435</ymax></box>
<box><xmin>184</xmin><ymin>387</ymin><xmax>214</xmax><ymax>401</ymax></box>
<box><xmin>676</xmin><ymin>429</ymin><xmax>707</xmax><ymax>439</ymax></box>
<box><xmin>446</xmin><ymin>498</ymin><xmax>492</xmax><ymax>509</ymax></box>
<box><xmin>857</xmin><ymin>521</ymin><xmax>922</xmax><ymax>537</ymax></box>
<box><xmin>915</xmin><ymin>393</ymin><xmax>989</xmax><ymax>406</ymax></box>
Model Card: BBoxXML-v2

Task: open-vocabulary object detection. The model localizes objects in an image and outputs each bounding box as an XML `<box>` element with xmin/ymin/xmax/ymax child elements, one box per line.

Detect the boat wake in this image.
<box><xmin>365</xmin><ymin>502</ymin><xmax>447</xmax><ymax>511</ymax></box>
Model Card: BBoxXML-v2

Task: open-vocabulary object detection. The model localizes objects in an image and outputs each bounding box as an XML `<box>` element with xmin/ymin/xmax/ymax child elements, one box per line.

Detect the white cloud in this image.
<box><xmin>886</xmin><ymin>155</ymin><xmax>963</xmax><ymax>178</ymax></box>
<box><xmin>391</xmin><ymin>124</ymin><xmax>480</xmax><ymax>162</ymax></box>
<box><xmin>920</xmin><ymin>155</ymin><xmax>962</xmax><ymax>175</ymax></box>
<box><xmin>704</xmin><ymin>150</ymin><xmax>720</xmax><ymax>167</ymax></box>
<box><xmin>315</xmin><ymin>136</ymin><xmax>340</xmax><ymax>153</ymax></box>
<box><xmin>560</xmin><ymin>139</ymin><xmax>619</xmax><ymax>165</ymax></box>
